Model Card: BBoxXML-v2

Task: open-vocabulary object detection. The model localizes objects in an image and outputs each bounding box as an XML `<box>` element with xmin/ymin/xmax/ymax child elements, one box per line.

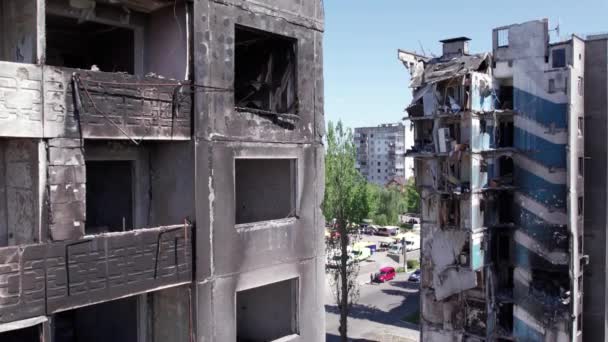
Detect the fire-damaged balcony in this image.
<box><xmin>399</xmin><ymin>49</ymin><xmax>493</xmax><ymax>119</ymax></box>
<box><xmin>0</xmin><ymin>0</ymin><xmax>194</xmax><ymax>141</ymax></box>
<box><xmin>0</xmin><ymin>224</ymin><xmax>192</xmax><ymax>324</ymax></box>
<box><xmin>0</xmin><ymin>62</ymin><xmax>192</xmax><ymax>140</ymax></box>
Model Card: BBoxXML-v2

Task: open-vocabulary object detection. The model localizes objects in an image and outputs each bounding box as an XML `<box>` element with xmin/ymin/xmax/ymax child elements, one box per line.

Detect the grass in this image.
<box><xmin>402</xmin><ymin>311</ymin><xmax>420</xmax><ymax>325</ymax></box>
<box><xmin>406</xmin><ymin>259</ymin><xmax>420</xmax><ymax>270</ymax></box>
<box><xmin>400</xmin><ymin>223</ymin><xmax>414</xmax><ymax>231</ymax></box>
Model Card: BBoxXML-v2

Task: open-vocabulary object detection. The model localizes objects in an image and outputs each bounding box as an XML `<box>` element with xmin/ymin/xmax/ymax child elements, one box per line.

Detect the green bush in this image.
<box><xmin>396</xmin><ymin>267</ymin><xmax>406</xmax><ymax>273</ymax></box>
<box><xmin>406</xmin><ymin>259</ymin><xmax>420</xmax><ymax>270</ymax></box>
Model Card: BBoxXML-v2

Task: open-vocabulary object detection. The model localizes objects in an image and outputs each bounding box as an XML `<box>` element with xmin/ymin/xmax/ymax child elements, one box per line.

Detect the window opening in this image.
<box><xmin>46</xmin><ymin>15</ymin><xmax>134</xmax><ymax>73</ymax></box>
<box><xmin>234</xmin><ymin>25</ymin><xmax>297</xmax><ymax>115</ymax></box>
<box><xmin>86</xmin><ymin>160</ymin><xmax>134</xmax><ymax>234</ymax></box>
<box><xmin>552</xmin><ymin>48</ymin><xmax>566</xmax><ymax>68</ymax></box>
<box><xmin>237</xmin><ymin>278</ymin><xmax>299</xmax><ymax>341</ymax></box>
<box><xmin>235</xmin><ymin>159</ymin><xmax>297</xmax><ymax>224</ymax></box>
<box><xmin>497</xmin><ymin>29</ymin><xmax>509</xmax><ymax>47</ymax></box>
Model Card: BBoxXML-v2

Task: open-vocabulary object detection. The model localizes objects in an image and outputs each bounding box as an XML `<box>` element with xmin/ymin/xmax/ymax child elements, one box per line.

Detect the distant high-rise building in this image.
<box><xmin>354</xmin><ymin>123</ymin><xmax>411</xmax><ymax>185</ymax></box>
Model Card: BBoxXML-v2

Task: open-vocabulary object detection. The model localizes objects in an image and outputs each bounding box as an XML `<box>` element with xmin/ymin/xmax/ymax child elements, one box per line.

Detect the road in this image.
<box><xmin>325</xmin><ymin>235</ymin><xmax>421</xmax><ymax>341</ymax></box>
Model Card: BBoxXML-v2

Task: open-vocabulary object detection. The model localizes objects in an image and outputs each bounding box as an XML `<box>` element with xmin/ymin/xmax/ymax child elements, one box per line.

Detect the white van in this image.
<box><xmin>388</xmin><ymin>244</ymin><xmax>403</xmax><ymax>255</ymax></box>
<box><xmin>405</xmin><ymin>238</ymin><xmax>420</xmax><ymax>251</ymax></box>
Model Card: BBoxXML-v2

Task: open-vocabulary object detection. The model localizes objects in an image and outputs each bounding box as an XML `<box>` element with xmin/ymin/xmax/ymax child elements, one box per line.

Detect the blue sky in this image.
<box><xmin>323</xmin><ymin>0</ymin><xmax>608</xmax><ymax>129</ymax></box>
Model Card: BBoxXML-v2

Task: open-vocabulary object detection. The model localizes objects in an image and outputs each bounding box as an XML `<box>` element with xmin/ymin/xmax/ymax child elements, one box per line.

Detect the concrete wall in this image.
<box><xmin>152</xmin><ymin>286</ymin><xmax>191</xmax><ymax>342</ymax></box>
<box><xmin>192</xmin><ymin>1</ymin><xmax>325</xmax><ymax>341</ymax></box>
<box><xmin>0</xmin><ymin>139</ymin><xmax>40</xmax><ymax>246</ymax></box>
<box><xmin>0</xmin><ymin>0</ymin><xmax>37</xmax><ymax>64</ymax></box>
<box><xmin>149</xmin><ymin>142</ymin><xmax>195</xmax><ymax>226</ymax></box>
<box><xmin>146</xmin><ymin>4</ymin><xmax>188</xmax><ymax>80</ymax></box>
<box><xmin>583</xmin><ymin>36</ymin><xmax>608</xmax><ymax>342</ymax></box>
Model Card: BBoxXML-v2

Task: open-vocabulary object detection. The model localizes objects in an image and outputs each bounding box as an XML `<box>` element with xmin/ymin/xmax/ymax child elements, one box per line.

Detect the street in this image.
<box><xmin>325</xmin><ymin>235</ymin><xmax>421</xmax><ymax>341</ymax></box>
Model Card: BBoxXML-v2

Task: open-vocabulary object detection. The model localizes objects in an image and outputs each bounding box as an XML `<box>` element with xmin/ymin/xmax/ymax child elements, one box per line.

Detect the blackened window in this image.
<box><xmin>578</xmin><ymin>157</ymin><xmax>583</xmax><ymax>176</ymax></box>
<box><xmin>235</xmin><ymin>25</ymin><xmax>297</xmax><ymax>114</ymax></box>
<box><xmin>578</xmin><ymin>117</ymin><xmax>584</xmax><ymax>136</ymax></box>
<box><xmin>86</xmin><ymin>161</ymin><xmax>134</xmax><ymax>234</ymax></box>
<box><xmin>46</xmin><ymin>15</ymin><xmax>135</xmax><ymax>73</ymax></box>
<box><xmin>235</xmin><ymin>159</ymin><xmax>296</xmax><ymax>224</ymax></box>
<box><xmin>552</xmin><ymin>48</ymin><xmax>566</xmax><ymax>68</ymax></box>
<box><xmin>480</xmin><ymin>119</ymin><xmax>487</xmax><ymax>134</ymax></box>
<box><xmin>578</xmin><ymin>196</ymin><xmax>583</xmax><ymax>217</ymax></box>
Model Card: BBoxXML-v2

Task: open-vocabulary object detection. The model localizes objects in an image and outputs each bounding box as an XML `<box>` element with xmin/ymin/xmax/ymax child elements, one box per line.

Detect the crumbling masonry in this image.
<box><xmin>400</xmin><ymin>19</ymin><xmax>589</xmax><ymax>341</ymax></box>
<box><xmin>0</xmin><ymin>0</ymin><xmax>325</xmax><ymax>341</ymax></box>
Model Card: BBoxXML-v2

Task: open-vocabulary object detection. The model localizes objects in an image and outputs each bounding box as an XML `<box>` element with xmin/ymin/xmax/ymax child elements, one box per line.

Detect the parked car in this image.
<box><xmin>376</xmin><ymin>227</ymin><xmax>391</xmax><ymax>237</ymax></box>
<box><xmin>388</xmin><ymin>244</ymin><xmax>403</xmax><ymax>255</ymax></box>
<box><xmin>408</xmin><ymin>269</ymin><xmax>421</xmax><ymax>282</ymax></box>
<box><xmin>374</xmin><ymin>266</ymin><xmax>396</xmax><ymax>283</ymax></box>
<box><xmin>351</xmin><ymin>246</ymin><xmax>371</xmax><ymax>261</ymax></box>
<box><xmin>378</xmin><ymin>241</ymin><xmax>391</xmax><ymax>251</ymax></box>
<box><xmin>326</xmin><ymin>251</ymin><xmax>354</xmax><ymax>268</ymax></box>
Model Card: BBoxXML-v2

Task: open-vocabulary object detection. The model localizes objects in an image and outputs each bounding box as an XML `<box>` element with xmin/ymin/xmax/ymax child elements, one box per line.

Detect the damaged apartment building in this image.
<box><xmin>400</xmin><ymin>19</ymin><xmax>587</xmax><ymax>341</ymax></box>
<box><xmin>0</xmin><ymin>0</ymin><xmax>325</xmax><ymax>341</ymax></box>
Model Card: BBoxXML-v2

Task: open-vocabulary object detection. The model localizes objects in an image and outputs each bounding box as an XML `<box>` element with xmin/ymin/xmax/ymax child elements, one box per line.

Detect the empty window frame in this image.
<box><xmin>497</xmin><ymin>29</ymin><xmax>509</xmax><ymax>48</ymax></box>
<box><xmin>85</xmin><ymin>161</ymin><xmax>134</xmax><ymax>234</ymax></box>
<box><xmin>578</xmin><ymin>157</ymin><xmax>584</xmax><ymax>176</ymax></box>
<box><xmin>498</xmin><ymin>85</ymin><xmax>513</xmax><ymax>110</ymax></box>
<box><xmin>235</xmin><ymin>159</ymin><xmax>297</xmax><ymax>224</ymax></box>
<box><xmin>548</xmin><ymin>79</ymin><xmax>556</xmax><ymax>93</ymax></box>
<box><xmin>53</xmin><ymin>296</ymin><xmax>139</xmax><ymax>342</ymax></box>
<box><xmin>578</xmin><ymin>196</ymin><xmax>583</xmax><ymax>217</ymax></box>
<box><xmin>578</xmin><ymin>117</ymin><xmax>584</xmax><ymax>136</ymax></box>
<box><xmin>578</xmin><ymin>77</ymin><xmax>584</xmax><ymax>96</ymax></box>
<box><xmin>0</xmin><ymin>325</ymin><xmax>40</xmax><ymax>342</ymax></box>
<box><xmin>552</xmin><ymin>48</ymin><xmax>566</xmax><ymax>68</ymax></box>
<box><xmin>237</xmin><ymin>278</ymin><xmax>299</xmax><ymax>342</ymax></box>
<box><xmin>46</xmin><ymin>15</ymin><xmax>135</xmax><ymax>73</ymax></box>
<box><xmin>234</xmin><ymin>25</ymin><xmax>298</xmax><ymax>114</ymax></box>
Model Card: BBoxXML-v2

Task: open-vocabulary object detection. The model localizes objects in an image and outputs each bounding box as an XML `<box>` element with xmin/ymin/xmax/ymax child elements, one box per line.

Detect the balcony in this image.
<box><xmin>0</xmin><ymin>62</ymin><xmax>192</xmax><ymax>140</ymax></box>
<box><xmin>0</xmin><ymin>224</ymin><xmax>192</xmax><ymax>324</ymax></box>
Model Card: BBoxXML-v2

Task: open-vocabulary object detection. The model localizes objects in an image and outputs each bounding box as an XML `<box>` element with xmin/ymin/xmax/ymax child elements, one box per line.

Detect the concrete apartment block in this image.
<box><xmin>0</xmin><ymin>0</ymin><xmax>324</xmax><ymax>341</ymax></box>
<box><xmin>354</xmin><ymin>123</ymin><xmax>410</xmax><ymax>185</ymax></box>
<box><xmin>400</xmin><ymin>19</ymin><xmax>588</xmax><ymax>342</ymax></box>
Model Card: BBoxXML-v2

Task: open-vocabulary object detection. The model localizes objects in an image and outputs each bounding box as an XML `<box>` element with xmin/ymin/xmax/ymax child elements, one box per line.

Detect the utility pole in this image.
<box><xmin>401</xmin><ymin>238</ymin><xmax>407</xmax><ymax>273</ymax></box>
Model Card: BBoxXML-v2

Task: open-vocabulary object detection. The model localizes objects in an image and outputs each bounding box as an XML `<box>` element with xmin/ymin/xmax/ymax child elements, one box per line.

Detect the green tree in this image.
<box><xmin>404</xmin><ymin>177</ymin><xmax>421</xmax><ymax>213</ymax></box>
<box><xmin>323</xmin><ymin>120</ymin><xmax>370</xmax><ymax>341</ymax></box>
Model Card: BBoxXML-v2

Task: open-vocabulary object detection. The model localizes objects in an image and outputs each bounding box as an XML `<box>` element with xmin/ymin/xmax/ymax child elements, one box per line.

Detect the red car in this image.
<box><xmin>375</xmin><ymin>266</ymin><xmax>396</xmax><ymax>283</ymax></box>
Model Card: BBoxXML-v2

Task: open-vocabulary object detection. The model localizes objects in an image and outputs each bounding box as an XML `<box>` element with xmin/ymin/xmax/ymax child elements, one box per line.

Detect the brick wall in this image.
<box><xmin>0</xmin><ymin>224</ymin><xmax>192</xmax><ymax>324</ymax></box>
<box><xmin>0</xmin><ymin>62</ymin><xmax>43</xmax><ymax>137</ymax></box>
<box><xmin>47</xmin><ymin>138</ymin><xmax>86</xmax><ymax>241</ymax></box>
<box><xmin>0</xmin><ymin>63</ymin><xmax>192</xmax><ymax>140</ymax></box>
<box><xmin>43</xmin><ymin>67</ymin><xmax>192</xmax><ymax>140</ymax></box>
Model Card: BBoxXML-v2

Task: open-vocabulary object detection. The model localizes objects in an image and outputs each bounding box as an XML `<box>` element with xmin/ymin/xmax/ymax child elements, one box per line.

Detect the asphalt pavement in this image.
<box><xmin>325</xmin><ymin>237</ymin><xmax>421</xmax><ymax>342</ymax></box>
